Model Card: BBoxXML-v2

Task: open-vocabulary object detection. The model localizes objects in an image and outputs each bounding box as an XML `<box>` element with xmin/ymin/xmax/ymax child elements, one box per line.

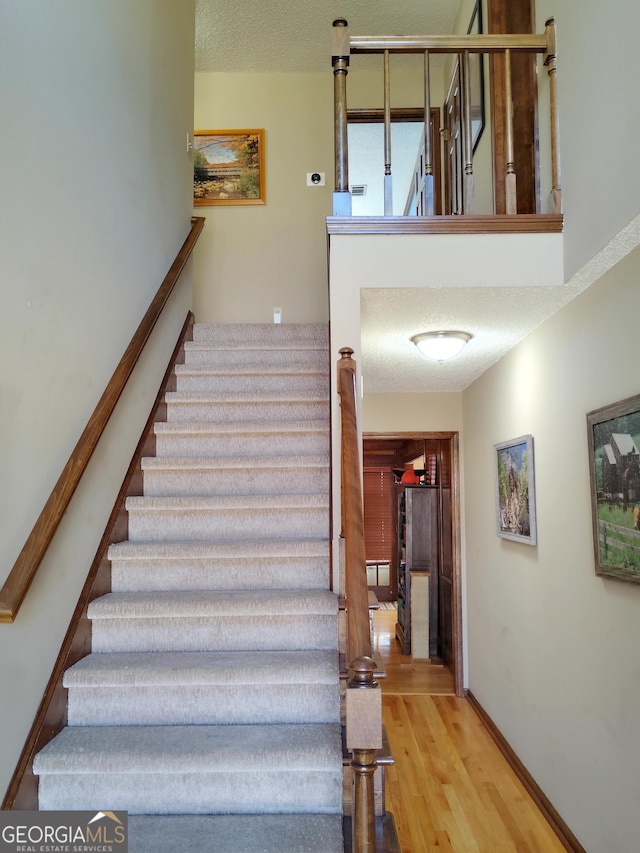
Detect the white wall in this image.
<box><xmin>0</xmin><ymin>0</ymin><xmax>196</xmax><ymax>800</ymax></box>
<box><xmin>535</xmin><ymin>0</ymin><xmax>640</xmax><ymax>279</ymax></box>
<box><xmin>462</xmin><ymin>245</ymin><xmax>640</xmax><ymax>852</ymax></box>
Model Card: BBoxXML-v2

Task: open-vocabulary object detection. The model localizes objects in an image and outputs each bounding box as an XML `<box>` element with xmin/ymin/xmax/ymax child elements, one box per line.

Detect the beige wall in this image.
<box><xmin>193</xmin><ymin>72</ymin><xmax>334</xmax><ymax>324</ymax></box>
<box><xmin>0</xmin><ymin>0</ymin><xmax>196</xmax><ymax>800</ymax></box>
<box><xmin>192</xmin><ymin>67</ymin><xmax>447</xmax><ymax>324</ymax></box>
<box><xmin>363</xmin><ymin>392</ymin><xmax>463</xmax><ymax>434</ymax></box>
<box><xmin>462</xmin><ymin>245</ymin><xmax>640</xmax><ymax>851</ymax></box>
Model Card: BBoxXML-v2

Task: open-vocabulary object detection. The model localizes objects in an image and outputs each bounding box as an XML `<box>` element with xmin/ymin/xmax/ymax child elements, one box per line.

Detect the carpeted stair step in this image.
<box><xmin>164</xmin><ymin>391</ymin><xmax>329</xmax><ymax>424</ymax></box>
<box><xmin>64</xmin><ymin>649</ymin><xmax>340</xmax><ymax>726</ymax></box>
<box><xmin>184</xmin><ymin>342</ymin><xmax>329</xmax><ymax>369</ymax></box>
<box><xmin>108</xmin><ymin>539</ymin><xmax>330</xmax><ymax>592</ymax></box>
<box><xmin>88</xmin><ymin>589</ymin><xmax>339</xmax><ymax>653</ymax></box>
<box><xmin>125</xmin><ymin>493</ymin><xmax>329</xmax><ymax>542</ymax></box>
<box><xmin>192</xmin><ymin>323</ymin><xmax>329</xmax><ymax>348</ymax></box>
<box><xmin>34</xmin><ymin>722</ymin><xmax>343</xmax><ymax>814</ymax></box>
<box><xmin>175</xmin><ymin>365</ymin><xmax>330</xmax><ymax>395</ymax></box>
<box><xmin>127</xmin><ymin>813</ymin><xmax>344</xmax><ymax>853</ymax></box>
<box><xmin>140</xmin><ymin>455</ymin><xmax>329</xmax><ymax>497</ymax></box>
<box><xmin>154</xmin><ymin>419</ymin><xmax>329</xmax><ymax>458</ymax></box>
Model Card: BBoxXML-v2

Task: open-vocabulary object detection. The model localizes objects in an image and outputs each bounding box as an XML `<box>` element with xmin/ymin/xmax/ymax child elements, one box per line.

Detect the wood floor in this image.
<box><xmin>373</xmin><ymin>609</ymin><xmax>566</xmax><ymax>853</ymax></box>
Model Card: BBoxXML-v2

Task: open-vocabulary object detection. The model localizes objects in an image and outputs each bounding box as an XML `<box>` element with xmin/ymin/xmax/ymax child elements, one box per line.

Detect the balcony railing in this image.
<box><xmin>331</xmin><ymin>18</ymin><xmax>560</xmax><ymax>220</ymax></box>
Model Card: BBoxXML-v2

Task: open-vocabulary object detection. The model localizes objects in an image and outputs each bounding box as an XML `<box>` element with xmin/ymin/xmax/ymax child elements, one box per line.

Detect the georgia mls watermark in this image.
<box><xmin>0</xmin><ymin>811</ymin><xmax>127</xmax><ymax>853</ymax></box>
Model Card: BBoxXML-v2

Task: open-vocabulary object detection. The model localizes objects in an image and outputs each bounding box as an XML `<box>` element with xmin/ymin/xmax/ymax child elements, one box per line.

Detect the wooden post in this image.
<box><xmin>504</xmin><ymin>48</ymin><xmax>518</xmax><ymax>214</ymax></box>
<box><xmin>347</xmin><ymin>657</ymin><xmax>382</xmax><ymax>853</ymax></box>
<box><xmin>383</xmin><ymin>50</ymin><xmax>393</xmax><ymax>215</ymax></box>
<box><xmin>423</xmin><ymin>50</ymin><xmax>435</xmax><ymax>215</ymax></box>
<box><xmin>461</xmin><ymin>52</ymin><xmax>474</xmax><ymax>214</ymax></box>
<box><xmin>544</xmin><ymin>17</ymin><xmax>562</xmax><ymax>213</ymax></box>
<box><xmin>332</xmin><ymin>19</ymin><xmax>351</xmax><ymax>215</ymax></box>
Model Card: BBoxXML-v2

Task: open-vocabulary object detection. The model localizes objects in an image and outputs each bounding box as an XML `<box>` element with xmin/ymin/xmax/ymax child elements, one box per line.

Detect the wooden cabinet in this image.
<box><xmin>394</xmin><ymin>485</ymin><xmax>439</xmax><ymax>657</ymax></box>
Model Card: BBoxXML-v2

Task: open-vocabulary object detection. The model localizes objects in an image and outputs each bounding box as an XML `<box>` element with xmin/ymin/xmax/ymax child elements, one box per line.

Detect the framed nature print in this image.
<box><xmin>193</xmin><ymin>129</ymin><xmax>265</xmax><ymax>206</ymax></box>
<box><xmin>587</xmin><ymin>393</ymin><xmax>640</xmax><ymax>584</ymax></box>
<box><xmin>494</xmin><ymin>434</ymin><xmax>537</xmax><ymax>545</ymax></box>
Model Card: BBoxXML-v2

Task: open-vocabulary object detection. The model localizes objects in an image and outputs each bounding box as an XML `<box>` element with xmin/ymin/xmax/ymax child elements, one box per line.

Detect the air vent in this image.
<box><xmin>350</xmin><ymin>184</ymin><xmax>367</xmax><ymax>197</ymax></box>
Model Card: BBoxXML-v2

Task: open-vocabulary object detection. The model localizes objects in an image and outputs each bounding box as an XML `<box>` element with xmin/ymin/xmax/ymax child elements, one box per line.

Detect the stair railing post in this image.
<box><xmin>544</xmin><ymin>17</ymin><xmax>562</xmax><ymax>213</ymax></box>
<box><xmin>347</xmin><ymin>656</ymin><xmax>382</xmax><ymax>853</ymax></box>
<box><xmin>383</xmin><ymin>49</ymin><xmax>393</xmax><ymax>216</ymax></box>
<box><xmin>332</xmin><ymin>19</ymin><xmax>352</xmax><ymax>216</ymax></box>
<box><xmin>461</xmin><ymin>51</ymin><xmax>475</xmax><ymax>214</ymax></box>
<box><xmin>504</xmin><ymin>48</ymin><xmax>518</xmax><ymax>214</ymax></box>
<box><xmin>423</xmin><ymin>50</ymin><xmax>435</xmax><ymax>216</ymax></box>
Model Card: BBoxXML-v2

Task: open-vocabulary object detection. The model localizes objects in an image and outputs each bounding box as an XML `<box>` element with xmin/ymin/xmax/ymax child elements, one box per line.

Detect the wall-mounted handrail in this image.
<box><xmin>0</xmin><ymin>216</ymin><xmax>205</xmax><ymax>624</ymax></box>
<box><xmin>332</xmin><ymin>19</ymin><xmax>561</xmax><ymax>217</ymax></box>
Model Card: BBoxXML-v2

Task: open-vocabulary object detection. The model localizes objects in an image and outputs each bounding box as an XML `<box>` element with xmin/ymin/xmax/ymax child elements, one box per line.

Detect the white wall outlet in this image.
<box><xmin>273</xmin><ymin>307</ymin><xmax>282</xmax><ymax>324</ymax></box>
<box><xmin>306</xmin><ymin>172</ymin><xmax>325</xmax><ymax>186</ymax></box>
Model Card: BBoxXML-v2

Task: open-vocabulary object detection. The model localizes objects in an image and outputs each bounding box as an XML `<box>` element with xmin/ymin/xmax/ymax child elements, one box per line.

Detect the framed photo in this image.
<box><xmin>494</xmin><ymin>434</ymin><xmax>537</xmax><ymax>545</ymax></box>
<box><xmin>466</xmin><ymin>1</ymin><xmax>485</xmax><ymax>152</ymax></box>
<box><xmin>193</xmin><ymin>129</ymin><xmax>265</xmax><ymax>206</ymax></box>
<box><xmin>587</xmin><ymin>393</ymin><xmax>640</xmax><ymax>584</ymax></box>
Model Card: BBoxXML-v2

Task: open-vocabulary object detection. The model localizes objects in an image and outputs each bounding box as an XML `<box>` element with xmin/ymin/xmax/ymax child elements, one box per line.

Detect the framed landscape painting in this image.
<box><xmin>494</xmin><ymin>434</ymin><xmax>537</xmax><ymax>545</ymax></box>
<box><xmin>587</xmin><ymin>393</ymin><xmax>640</xmax><ymax>584</ymax></box>
<box><xmin>193</xmin><ymin>129</ymin><xmax>265</xmax><ymax>206</ymax></box>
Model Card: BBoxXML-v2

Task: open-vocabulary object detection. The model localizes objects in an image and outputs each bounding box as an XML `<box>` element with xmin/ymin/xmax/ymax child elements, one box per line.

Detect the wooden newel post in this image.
<box><xmin>347</xmin><ymin>656</ymin><xmax>382</xmax><ymax>853</ymax></box>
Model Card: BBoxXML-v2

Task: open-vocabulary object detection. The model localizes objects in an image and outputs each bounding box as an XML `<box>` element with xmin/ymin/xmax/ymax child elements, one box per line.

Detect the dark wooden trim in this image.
<box><xmin>466</xmin><ymin>690</ymin><xmax>588</xmax><ymax>853</ymax></box>
<box><xmin>2</xmin><ymin>314</ymin><xmax>195</xmax><ymax>810</ymax></box>
<box><xmin>0</xmin><ymin>217</ymin><xmax>205</xmax><ymax>624</ymax></box>
<box><xmin>326</xmin><ymin>214</ymin><xmax>563</xmax><ymax>235</ymax></box>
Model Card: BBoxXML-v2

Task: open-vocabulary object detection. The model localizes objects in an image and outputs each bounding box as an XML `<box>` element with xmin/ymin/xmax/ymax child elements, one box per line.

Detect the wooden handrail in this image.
<box><xmin>350</xmin><ymin>33</ymin><xmax>549</xmax><ymax>54</ymax></box>
<box><xmin>337</xmin><ymin>348</ymin><xmax>371</xmax><ymax>664</ymax></box>
<box><xmin>0</xmin><ymin>216</ymin><xmax>205</xmax><ymax>624</ymax></box>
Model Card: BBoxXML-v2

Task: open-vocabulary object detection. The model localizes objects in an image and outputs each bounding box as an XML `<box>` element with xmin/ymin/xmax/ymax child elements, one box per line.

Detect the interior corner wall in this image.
<box><xmin>462</xmin><ymin>245</ymin><xmax>640</xmax><ymax>852</ymax></box>
<box><xmin>0</xmin><ymin>0</ymin><xmax>195</xmax><ymax>801</ymax></box>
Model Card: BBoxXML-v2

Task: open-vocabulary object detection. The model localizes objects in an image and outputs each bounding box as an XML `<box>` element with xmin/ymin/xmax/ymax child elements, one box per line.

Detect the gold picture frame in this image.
<box><xmin>193</xmin><ymin>129</ymin><xmax>265</xmax><ymax>206</ymax></box>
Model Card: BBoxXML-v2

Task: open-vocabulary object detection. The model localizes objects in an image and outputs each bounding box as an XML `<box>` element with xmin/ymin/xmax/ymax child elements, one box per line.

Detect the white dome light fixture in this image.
<box><xmin>411</xmin><ymin>330</ymin><xmax>473</xmax><ymax>362</ymax></box>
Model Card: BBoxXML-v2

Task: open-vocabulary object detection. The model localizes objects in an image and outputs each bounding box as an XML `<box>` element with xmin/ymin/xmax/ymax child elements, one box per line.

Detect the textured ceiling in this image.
<box><xmin>195</xmin><ymin>0</ymin><xmax>460</xmax><ymax>72</ymax></box>
<box><xmin>361</xmin><ymin>214</ymin><xmax>640</xmax><ymax>392</ymax></box>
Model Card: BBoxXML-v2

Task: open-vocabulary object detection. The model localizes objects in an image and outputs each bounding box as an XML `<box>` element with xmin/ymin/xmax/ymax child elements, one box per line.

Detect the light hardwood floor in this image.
<box><xmin>373</xmin><ymin>609</ymin><xmax>566</xmax><ymax>852</ymax></box>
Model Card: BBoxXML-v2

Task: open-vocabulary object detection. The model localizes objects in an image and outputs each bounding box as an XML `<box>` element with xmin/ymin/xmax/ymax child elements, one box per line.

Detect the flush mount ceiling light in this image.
<box><xmin>411</xmin><ymin>331</ymin><xmax>473</xmax><ymax>362</ymax></box>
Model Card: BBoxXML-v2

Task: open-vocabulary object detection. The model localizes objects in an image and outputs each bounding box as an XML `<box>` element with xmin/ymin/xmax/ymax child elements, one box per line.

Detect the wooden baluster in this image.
<box><xmin>332</xmin><ymin>19</ymin><xmax>351</xmax><ymax>215</ymax></box>
<box><xmin>383</xmin><ymin>50</ymin><xmax>393</xmax><ymax>215</ymax></box>
<box><xmin>423</xmin><ymin>50</ymin><xmax>435</xmax><ymax>215</ymax></box>
<box><xmin>544</xmin><ymin>17</ymin><xmax>562</xmax><ymax>213</ymax></box>
<box><xmin>347</xmin><ymin>657</ymin><xmax>382</xmax><ymax>853</ymax></box>
<box><xmin>504</xmin><ymin>48</ymin><xmax>518</xmax><ymax>214</ymax></box>
<box><xmin>461</xmin><ymin>51</ymin><xmax>474</xmax><ymax>214</ymax></box>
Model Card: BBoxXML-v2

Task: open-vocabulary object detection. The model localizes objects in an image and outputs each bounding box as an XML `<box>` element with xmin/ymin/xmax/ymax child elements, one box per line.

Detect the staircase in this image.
<box><xmin>33</xmin><ymin>324</ymin><xmax>344</xmax><ymax>852</ymax></box>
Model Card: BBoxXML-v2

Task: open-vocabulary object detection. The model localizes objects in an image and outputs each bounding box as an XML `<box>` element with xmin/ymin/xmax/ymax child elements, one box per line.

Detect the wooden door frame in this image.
<box><xmin>363</xmin><ymin>430</ymin><xmax>464</xmax><ymax>697</ymax></box>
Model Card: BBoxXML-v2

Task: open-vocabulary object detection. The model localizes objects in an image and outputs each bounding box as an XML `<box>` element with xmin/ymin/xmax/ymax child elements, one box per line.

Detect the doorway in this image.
<box><xmin>363</xmin><ymin>432</ymin><xmax>463</xmax><ymax>695</ymax></box>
